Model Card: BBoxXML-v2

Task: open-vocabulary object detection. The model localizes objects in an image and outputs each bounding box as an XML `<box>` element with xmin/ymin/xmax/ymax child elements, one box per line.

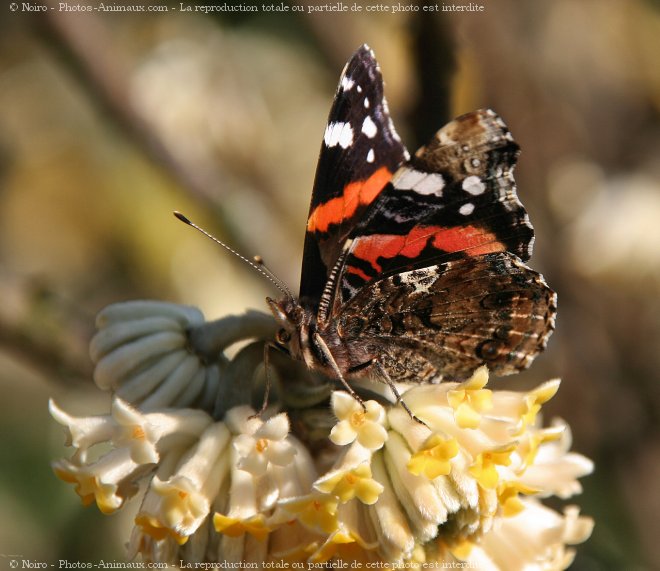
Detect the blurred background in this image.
<box><xmin>0</xmin><ymin>0</ymin><xmax>659</xmax><ymax>568</ymax></box>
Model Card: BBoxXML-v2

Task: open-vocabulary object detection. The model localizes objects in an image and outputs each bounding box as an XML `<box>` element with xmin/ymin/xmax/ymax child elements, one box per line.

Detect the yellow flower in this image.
<box><xmin>517</xmin><ymin>419</ymin><xmax>594</xmax><ymax>499</ymax></box>
<box><xmin>468</xmin><ymin>444</ymin><xmax>516</xmax><ymax>489</ymax></box>
<box><xmin>135</xmin><ymin>422</ymin><xmax>230</xmax><ymax>541</ymax></box>
<box><xmin>497</xmin><ymin>481</ymin><xmax>539</xmax><ymax>517</ymax></box>
<box><xmin>307</xmin><ymin>524</ymin><xmax>379</xmax><ymax>564</ymax></box>
<box><xmin>314</xmin><ymin>463</ymin><xmax>384</xmax><ymax>505</ymax></box>
<box><xmin>447</xmin><ymin>366</ymin><xmax>493</xmax><ymax>428</ymax></box>
<box><xmin>213</xmin><ymin>513</ymin><xmax>271</xmax><ymax>541</ymax></box>
<box><xmin>407</xmin><ymin>434</ymin><xmax>460</xmax><ymax>479</ymax></box>
<box><xmin>279</xmin><ymin>493</ymin><xmax>339</xmax><ymax>534</ymax></box>
<box><xmin>518</xmin><ymin>379</ymin><xmax>562</xmax><ymax>434</ymax></box>
<box><xmin>517</xmin><ymin>424</ymin><xmax>564</xmax><ymax>471</ymax></box>
<box><xmin>133</xmin><ymin>513</ymin><xmax>188</xmax><ymax>546</ymax></box>
<box><xmin>52</xmin><ymin>304</ymin><xmax>594</xmax><ymax>567</ymax></box>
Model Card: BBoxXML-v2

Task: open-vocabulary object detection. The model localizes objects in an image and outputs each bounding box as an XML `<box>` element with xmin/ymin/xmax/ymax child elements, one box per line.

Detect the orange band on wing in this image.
<box><xmin>345</xmin><ymin>265</ymin><xmax>372</xmax><ymax>282</ymax></box>
<box><xmin>307</xmin><ymin>166</ymin><xmax>392</xmax><ymax>233</ymax></box>
<box><xmin>351</xmin><ymin>224</ymin><xmax>506</xmax><ymax>273</ymax></box>
<box><xmin>431</xmin><ymin>225</ymin><xmax>506</xmax><ymax>256</ymax></box>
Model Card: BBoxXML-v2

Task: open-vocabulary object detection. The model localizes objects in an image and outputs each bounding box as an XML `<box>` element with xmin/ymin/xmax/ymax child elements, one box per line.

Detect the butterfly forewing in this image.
<box><xmin>299</xmin><ymin>45</ymin><xmax>408</xmax><ymax>313</ymax></box>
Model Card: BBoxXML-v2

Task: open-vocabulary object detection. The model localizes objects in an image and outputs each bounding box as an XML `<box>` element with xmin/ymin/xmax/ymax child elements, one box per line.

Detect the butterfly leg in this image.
<box><xmin>313</xmin><ymin>332</ymin><xmax>367</xmax><ymax>412</ymax></box>
<box><xmin>249</xmin><ymin>341</ymin><xmax>277</xmax><ymax>419</ymax></box>
<box><xmin>373</xmin><ymin>361</ymin><xmax>428</xmax><ymax>427</ymax></box>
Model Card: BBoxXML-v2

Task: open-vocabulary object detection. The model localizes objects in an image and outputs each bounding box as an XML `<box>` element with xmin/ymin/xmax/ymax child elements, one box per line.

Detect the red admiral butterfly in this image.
<box><xmin>266</xmin><ymin>45</ymin><xmax>557</xmax><ymax>411</ymax></box>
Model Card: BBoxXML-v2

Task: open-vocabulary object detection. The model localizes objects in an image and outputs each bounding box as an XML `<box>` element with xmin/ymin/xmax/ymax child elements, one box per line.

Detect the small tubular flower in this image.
<box><xmin>49</xmin><ymin>400</ymin><xmax>118</xmax><ymax>464</ymax></box>
<box><xmin>135</xmin><ymin>422</ymin><xmax>230</xmax><ymax>542</ymax></box>
<box><xmin>231</xmin><ymin>410</ymin><xmax>297</xmax><ymax>477</ymax></box>
<box><xmin>278</xmin><ymin>493</ymin><xmax>339</xmax><ymax>535</ymax></box>
<box><xmin>407</xmin><ymin>434</ymin><xmax>460</xmax><ymax>479</ymax></box>
<box><xmin>447</xmin><ymin>366</ymin><xmax>493</xmax><ymax>428</ymax></box>
<box><xmin>213</xmin><ymin>513</ymin><xmax>271</xmax><ymax>541</ymax></box>
<box><xmin>329</xmin><ymin>392</ymin><xmax>388</xmax><ymax>450</ymax></box>
<box><xmin>468</xmin><ymin>444</ymin><xmax>516</xmax><ymax>490</ymax></box>
<box><xmin>314</xmin><ymin>462</ymin><xmax>384</xmax><ymax>505</ymax></box>
<box><xmin>298</xmin><ymin>366</ymin><xmax>595</xmax><ymax>566</ymax></box>
<box><xmin>52</xmin><ymin>448</ymin><xmax>143</xmax><ymax>514</ymax></box>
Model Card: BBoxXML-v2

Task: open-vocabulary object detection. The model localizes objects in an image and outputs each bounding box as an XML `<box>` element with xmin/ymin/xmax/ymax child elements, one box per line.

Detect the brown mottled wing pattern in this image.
<box><xmin>337</xmin><ymin>253</ymin><xmax>557</xmax><ymax>381</ymax></box>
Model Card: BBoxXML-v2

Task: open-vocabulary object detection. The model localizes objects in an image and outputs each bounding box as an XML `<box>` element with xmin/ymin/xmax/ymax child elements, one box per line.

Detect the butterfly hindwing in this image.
<box><xmin>299</xmin><ymin>45</ymin><xmax>408</xmax><ymax>312</ymax></box>
<box><xmin>338</xmin><ymin>253</ymin><xmax>557</xmax><ymax>381</ymax></box>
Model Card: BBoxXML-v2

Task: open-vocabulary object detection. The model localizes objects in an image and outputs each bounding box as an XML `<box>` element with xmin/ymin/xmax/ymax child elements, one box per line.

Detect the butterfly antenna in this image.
<box><xmin>173</xmin><ymin>211</ymin><xmax>293</xmax><ymax>298</ymax></box>
<box><xmin>252</xmin><ymin>255</ymin><xmax>294</xmax><ymax>297</ymax></box>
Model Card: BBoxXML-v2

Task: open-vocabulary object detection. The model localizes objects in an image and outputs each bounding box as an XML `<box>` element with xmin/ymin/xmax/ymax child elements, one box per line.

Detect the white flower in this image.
<box><xmin>50</xmin><ymin>395</ymin><xmax>216</xmax><ymax>519</ymax></box>
<box><xmin>329</xmin><ymin>392</ymin><xmax>388</xmax><ymax>450</ymax></box>
<box><xmin>516</xmin><ymin>419</ymin><xmax>595</xmax><ymax>499</ymax></box>
<box><xmin>50</xmin><ymin>396</ymin><xmax>213</xmax><ymax>465</ymax></box>
<box><xmin>230</xmin><ymin>410</ymin><xmax>297</xmax><ymax>477</ymax></box>
<box><xmin>51</xmin><ymin>304</ymin><xmax>594</xmax><ymax>567</ymax></box>
<box><xmin>49</xmin><ymin>400</ymin><xmax>117</xmax><ymax>464</ymax></box>
<box><xmin>462</xmin><ymin>500</ymin><xmax>595</xmax><ymax>570</ymax></box>
<box><xmin>136</xmin><ymin>422</ymin><xmax>231</xmax><ymax>542</ymax></box>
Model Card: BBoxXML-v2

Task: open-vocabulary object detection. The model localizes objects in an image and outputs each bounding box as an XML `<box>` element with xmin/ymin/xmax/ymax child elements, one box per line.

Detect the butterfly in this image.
<box><xmin>266</xmin><ymin>45</ymin><xmax>557</xmax><ymax>415</ymax></box>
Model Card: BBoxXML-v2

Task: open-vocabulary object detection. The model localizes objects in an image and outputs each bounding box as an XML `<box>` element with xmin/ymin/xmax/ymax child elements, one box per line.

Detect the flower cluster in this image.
<box><xmin>50</xmin><ymin>301</ymin><xmax>593</xmax><ymax>568</ymax></box>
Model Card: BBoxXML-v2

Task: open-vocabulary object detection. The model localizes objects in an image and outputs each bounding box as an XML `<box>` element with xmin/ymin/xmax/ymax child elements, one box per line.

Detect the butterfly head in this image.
<box><xmin>266</xmin><ymin>296</ymin><xmax>315</xmax><ymax>366</ymax></box>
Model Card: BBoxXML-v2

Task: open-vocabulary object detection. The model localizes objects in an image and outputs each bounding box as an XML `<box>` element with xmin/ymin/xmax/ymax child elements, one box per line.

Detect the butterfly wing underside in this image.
<box><xmin>339</xmin><ymin>254</ymin><xmax>557</xmax><ymax>381</ymax></box>
<box><xmin>294</xmin><ymin>46</ymin><xmax>556</xmax><ymax>383</ymax></box>
<box><xmin>330</xmin><ymin>109</ymin><xmax>557</xmax><ymax>380</ymax></box>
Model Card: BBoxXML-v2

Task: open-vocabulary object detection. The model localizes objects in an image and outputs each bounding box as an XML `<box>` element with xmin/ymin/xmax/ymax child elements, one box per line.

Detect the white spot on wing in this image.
<box><xmin>459</xmin><ymin>202</ymin><xmax>475</xmax><ymax>216</ymax></box>
<box><xmin>367</xmin><ymin>149</ymin><xmax>375</xmax><ymax>163</ymax></box>
<box><xmin>361</xmin><ymin>116</ymin><xmax>378</xmax><ymax>138</ymax></box>
<box><xmin>341</xmin><ymin>75</ymin><xmax>355</xmax><ymax>91</ymax></box>
<box><xmin>324</xmin><ymin>122</ymin><xmax>354</xmax><ymax>149</ymax></box>
<box><xmin>393</xmin><ymin>169</ymin><xmax>445</xmax><ymax>197</ymax></box>
<box><xmin>392</xmin><ymin>168</ymin><xmax>426</xmax><ymax>190</ymax></box>
<box><xmin>364</xmin><ymin>98</ymin><xmax>370</xmax><ymax>109</ymax></box>
<box><xmin>414</xmin><ymin>173</ymin><xmax>445</xmax><ymax>196</ymax></box>
<box><xmin>462</xmin><ymin>175</ymin><xmax>486</xmax><ymax>195</ymax></box>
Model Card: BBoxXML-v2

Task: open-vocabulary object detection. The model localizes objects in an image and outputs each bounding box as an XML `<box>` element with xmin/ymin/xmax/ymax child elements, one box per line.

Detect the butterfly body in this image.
<box><xmin>268</xmin><ymin>45</ymin><xmax>556</xmax><ymax>398</ymax></box>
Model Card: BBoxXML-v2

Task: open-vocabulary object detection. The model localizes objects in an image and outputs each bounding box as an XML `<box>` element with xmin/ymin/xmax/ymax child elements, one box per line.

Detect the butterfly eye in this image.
<box><xmin>276</xmin><ymin>329</ymin><xmax>291</xmax><ymax>344</ymax></box>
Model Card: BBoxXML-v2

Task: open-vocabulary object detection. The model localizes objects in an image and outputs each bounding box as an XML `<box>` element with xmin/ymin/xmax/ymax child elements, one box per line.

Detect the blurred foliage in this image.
<box><xmin>0</xmin><ymin>0</ymin><xmax>659</xmax><ymax>569</ymax></box>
